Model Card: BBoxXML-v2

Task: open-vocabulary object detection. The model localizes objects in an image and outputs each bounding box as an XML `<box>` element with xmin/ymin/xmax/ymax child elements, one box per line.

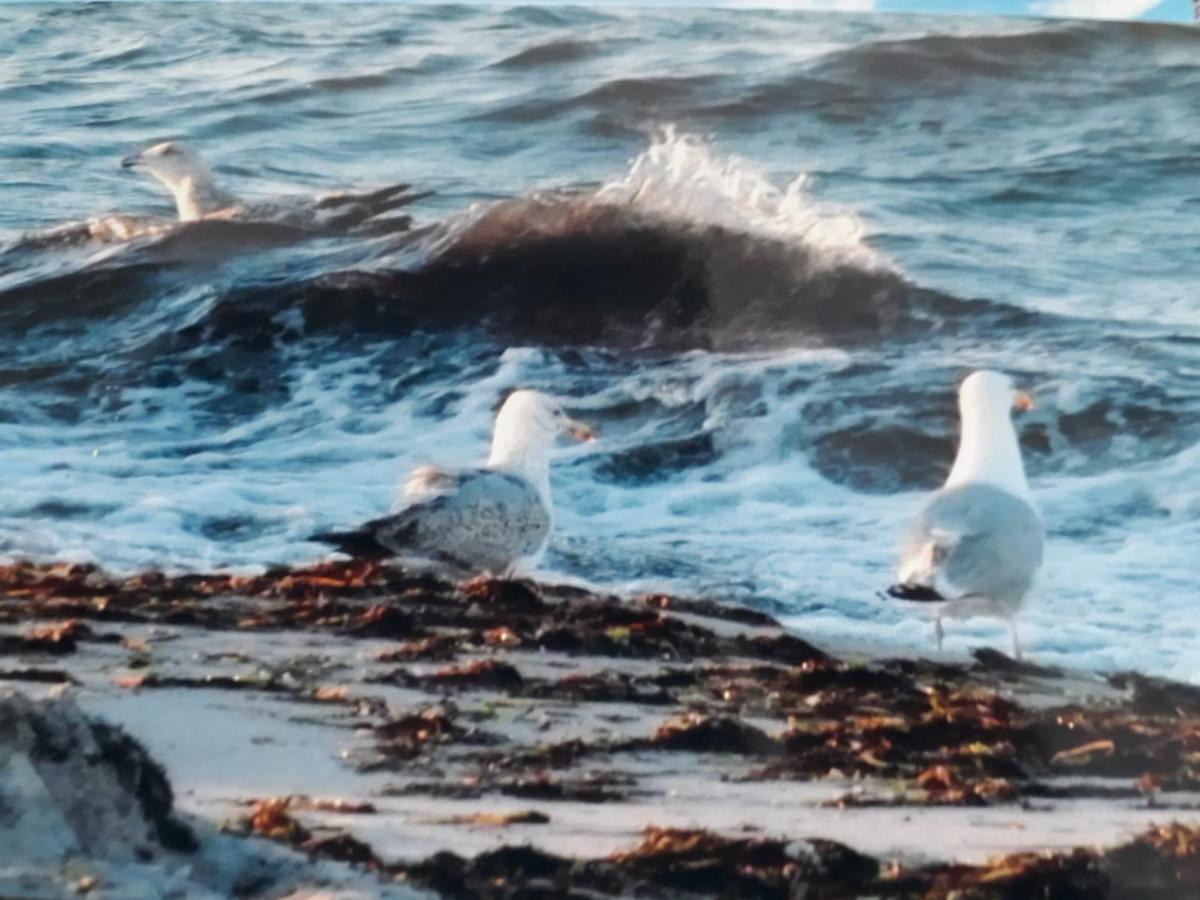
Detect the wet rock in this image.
<box><xmin>500</xmin><ymin>775</ymin><xmax>631</xmax><ymax>804</ymax></box>
<box><xmin>603</xmin><ymin>827</ymin><xmax>878</xmax><ymax>897</ymax></box>
<box><xmin>973</xmin><ymin>646</ymin><xmax>1062</xmax><ymax>678</ymax></box>
<box><xmin>237</xmin><ymin>796</ymin><xmax>311</xmax><ymax>845</ymax></box>
<box><xmin>525</xmin><ymin>671</ymin><xmax>674</xmax><ymax>706</ymax></box>
<box><xmin>229</xmin><ymin>797</ymin><xmax>388</xmax><ymax>872</ymax></box>
<box><xmin>238</xmin><ymin>795</ymin><xmax>378</xmax><ymax>816</ymax></box>
<box><xmin>302</xmin><ymin>832</ymin><xmax>383</xmax><ymax>869</ymax></box>
<box><xmin>361</xmin><ymin>706</ymin><xmax>483</xmax><ymax>770</ymax></box>
<box><xmin>117</xmin><ymin>672</ymin><xmax>293</xmax><ymax>693</ymax></box>
<box><xmin>393</xmin><ymin>823</ymin><xmax>1200</xmax><ymax>899</ymax></box>
<box><xmin>640</xmin><ymin>714</ymin><xmax>782</xmax><ymax>756</ymax></box>
<box><xmin>638</xmin><ymin>593</ymin><xmax>781</xmax><ymax>627</ymax></box>
<box><xmin>926</xmin><ymin>849</ymin><xmax>1107</xmax><ymax>898</ymax></box>
<box><xmin>0</xmin><ymin>668</ymin><xmax>78</xmax><ymax>684</ymax></box>
<box><xmin>0</xmin><ymin>688</ymin><xmax>195</xmax><ymax>865</ymax></box>
<box><xmin>877</xmin><ymin>656</ymin><xmax>970</xmax><ymax>682</ymax></box>
<box><xmin>399</xmin><ymin>845</ymin><xmax>569</xmax><ymax>898</ymax></box>
<box><xmin>536</xmin><ymin>605</ymin><xmax>724</xmax><ymax>660</ymax></box>
<box><xmin>476</xmin><ymin>738</ymin><xmax>594</xmax><ymax>773</ymax></box>
<box><xmin>1110</xmin><ymin>671</ymin><xmax>1200</xmax><ymax>718</ymax></box>
<box><xmin>343</xmin><ymin>604</ymin><xmax>419</xmax><ymax>640</ymax></box>
<box><xmin>428</xmin><ymin>659</ymin><xmax>524</xmax><ymax>691</ymax></box>
<box><xmin>377</xmin><ymin>634</ymin><xmax>460</xmax><ymax>662</ymax></box>
<box><xmin>426</xmin><ymin>810</ymin><xmax>550</xmax><ymax>827</ymax></box>
<box><xmin>912</xmin><ymin>764</ymin><xmax>1019</xmax><ymax>805</ymax></box>
<box><xmin>0</xmin><ymin>694</ymin><xmax>423</xmax><ymax>898</ymax></box>
<box><xmin>1105</xmin><ymin>823</ymin><xmax>1200</xmax><ymax>895</ymax></box>
<box><xmin>390</xmin><ymin>772</ymin><xmax>634</xmax><ymax>805</ymax></box>
<box><xmin>734</xmin><ymin>633</ymin><xmax>831</xmax><ymax>667</ymax></box>
<box><xmin>0</xmin><ymin>621</ymin><xmax>85</xmax><ymax>655</ymax></box>
<box><xmin>462</xmin><ymin>578</ymin><xmax>548</xmax><ymax>614</ymax></box>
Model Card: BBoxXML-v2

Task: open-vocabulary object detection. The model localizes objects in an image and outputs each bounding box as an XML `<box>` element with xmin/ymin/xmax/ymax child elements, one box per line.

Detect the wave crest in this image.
<box><xmin>402</xmin><ymin>129</ymin><xmax>937</xmax><ymax>347</ymax></box>
<box><xmin>597</xmin><ymin>128</ymin><xmax>886</xmax><ymax>271</ymax></box>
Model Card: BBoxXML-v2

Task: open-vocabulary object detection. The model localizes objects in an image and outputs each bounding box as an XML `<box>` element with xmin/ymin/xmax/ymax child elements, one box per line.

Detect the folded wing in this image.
<box><xmin>891</xmin><ymin>483</ymin><xmax>1043</xmax><ymax>610</ymax></box>
<box><xmin>312</xmin><ymin>468</ymin><xmax>550</xmax><ymax>575</ymax></box>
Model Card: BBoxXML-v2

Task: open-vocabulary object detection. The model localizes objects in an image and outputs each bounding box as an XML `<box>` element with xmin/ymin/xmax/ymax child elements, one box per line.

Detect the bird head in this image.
<box><xmin>122</xmin><ymin>141</ymin><xmax>208</xmax><ymax>186</ymax></box>
<box><xmin>959</xmin><ymin>370</ymin><xmax>1033</xmax><ymax>418</ymax></box>
<box><xmin>491</xmin><ymin>389</ymin><xmax>595</xmax><ymax>463</ymax></box>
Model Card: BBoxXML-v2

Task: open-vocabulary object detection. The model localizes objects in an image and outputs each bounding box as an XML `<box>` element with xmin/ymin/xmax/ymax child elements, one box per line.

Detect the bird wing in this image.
<box><xmin>315</xmin><ymin>183</ymin><xmax>432</xmax><ymax>215</ymax></box>
<box><xmin>366</xmin><ymin>468</ymin><xmax>550</xmax><ymax>573</ymax></box>
<box><xmin>220</xmin><ymin>184</ymin><xmax>429</xmax><ymax>234</ymax></box>
<box><xmin>897</xmin><ymin>483</ymin><xmax>1044</xmax><ymax>605</ymax></box>
<box><xmin>896</xmin><ymin>524</ymin><xmax>960</xmax><ymax>590</ymax></box>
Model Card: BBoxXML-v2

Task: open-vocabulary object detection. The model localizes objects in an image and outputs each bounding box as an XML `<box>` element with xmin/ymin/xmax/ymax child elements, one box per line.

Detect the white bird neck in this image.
<box><xmin>487</xmin><ymin>443</ymin><xmax>552</xmax><ymax>507</ymax></box>
<box><xmin>153</xmin><ymin>171</ymin><xmax>238</xmax><ymax>222</ymax></box>
<box><xmin>944</xmin><ymin>402</ymin><xmax>1031</xmax><ymax>500</ymax></box>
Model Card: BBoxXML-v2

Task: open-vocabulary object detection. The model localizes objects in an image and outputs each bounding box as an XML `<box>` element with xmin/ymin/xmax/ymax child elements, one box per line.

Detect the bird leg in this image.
<box><xmin>1009</xmin><ymin>619</ymin><xmax>1023</xmax><ymax>661</ymax></box>
<box><xmin>933</xmin><ymin>616</ymin><xmax>945</xmax><ymax>653</ymax></box>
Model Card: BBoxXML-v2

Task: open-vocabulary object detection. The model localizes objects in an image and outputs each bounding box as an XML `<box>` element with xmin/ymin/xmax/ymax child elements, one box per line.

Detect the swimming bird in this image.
<box><xmin>885</xmin><ymin>370</ymin><xmax>1043</xmax><ymax>659</ymax></box>
<box><xmin>121</xmin><ymin>140</ymin><xmax>427</xmax><ymax>231</ymax></box>
<box><xmin>311</xmin><ymin>390</ymin><xmax>594</xmax><ymax>577</ymax></box>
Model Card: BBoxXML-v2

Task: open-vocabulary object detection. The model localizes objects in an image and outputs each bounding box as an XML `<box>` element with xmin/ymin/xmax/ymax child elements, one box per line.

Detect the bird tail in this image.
<box><xmin>315</xmin><ymin>183</ymin><xmax>432</xmax><ymax>212</ymax></box>
<box><xmin>883</xmin><ymin>583</ymin><xmax>947</xmax><ymax>603</ymax></box>
<box><xmin>315</xmin><ymin>184</ymin><xmax>435</xmax><ymax>230</ymax></box>
<box><xmin>309</xmin><ymin>529</ymin><xmax>392</xmax><ymax>560</ymax></box>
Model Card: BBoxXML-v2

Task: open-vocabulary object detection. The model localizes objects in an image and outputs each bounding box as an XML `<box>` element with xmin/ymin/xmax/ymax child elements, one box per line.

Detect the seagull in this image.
<box><xmin>310</xmin><ymin>390</ymin><xmax>595</xmax><ymax>577</ymax></box>
<box><xmin>884</xmin><ymin>370</ymin><xmax>1043</xmax><ymax>659</ymax></box>
<box><xmin>120</xmin><ymin>140</ymin><xmax>427</xmax><ymax>231</ymax></box>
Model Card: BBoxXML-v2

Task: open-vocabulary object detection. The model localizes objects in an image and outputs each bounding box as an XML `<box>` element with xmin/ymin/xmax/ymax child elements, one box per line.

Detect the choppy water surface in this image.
<box><xmin>1</xmin><ymin>3</ymin><xmax>1197</xmax><ymax>680</ymax></box>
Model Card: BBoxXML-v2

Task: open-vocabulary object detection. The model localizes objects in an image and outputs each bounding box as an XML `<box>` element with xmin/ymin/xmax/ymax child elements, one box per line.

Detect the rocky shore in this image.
<box><xmin>2</xmin><ymin>559</ymin><xmax>1198</xmax><ymax>897</ymax></box>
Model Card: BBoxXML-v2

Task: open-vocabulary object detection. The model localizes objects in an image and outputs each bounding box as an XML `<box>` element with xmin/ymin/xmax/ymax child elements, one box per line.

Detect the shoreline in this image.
<box><xmin>2</xmin><ymin>558</ymin><xmax>1198</xmax><ymax>896</ymax></box>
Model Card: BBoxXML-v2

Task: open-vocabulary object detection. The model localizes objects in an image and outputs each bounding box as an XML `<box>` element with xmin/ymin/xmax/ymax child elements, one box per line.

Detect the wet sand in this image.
<box><xmin>2</xmin><ymin>559</ymin><xmax>1198</xmax><ymax>897</ymax></box>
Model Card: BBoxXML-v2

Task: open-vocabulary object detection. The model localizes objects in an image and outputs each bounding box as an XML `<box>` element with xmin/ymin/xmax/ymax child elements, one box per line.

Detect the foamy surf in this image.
<box><xmin>597</xmin><ymin>127</ymin><xmax>887</xmax><ymax>269</ymax></box>
<box><xmin>1</xmin><ymin>3</ymin><xmax>1197</xmax><ymax>687</ymax></box>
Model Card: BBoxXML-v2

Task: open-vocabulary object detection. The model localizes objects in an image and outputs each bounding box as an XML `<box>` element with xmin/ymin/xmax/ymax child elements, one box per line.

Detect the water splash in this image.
<box><xmin>595</xmin><ymin>127</ymin><xmax>887</xmax><ymax>270</ymax></box>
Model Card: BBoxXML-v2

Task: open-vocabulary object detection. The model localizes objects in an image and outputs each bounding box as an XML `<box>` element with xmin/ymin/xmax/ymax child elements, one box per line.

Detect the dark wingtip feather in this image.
<box><xmin>309</xmin><ymin>529</ymin><xmax>392</xmax><ymax>560</ymax></box>
<box><xmin>884</xmin><ymin>583</ymin><xmax>947</xmax><ymax>603</ymax></box>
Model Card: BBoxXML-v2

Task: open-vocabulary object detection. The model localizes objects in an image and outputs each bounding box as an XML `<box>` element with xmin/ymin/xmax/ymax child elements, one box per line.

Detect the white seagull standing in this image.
<box><xmin>121</xmin><ymin>140</ymin><xmax>427</xmax><ymax>231</ymax></box>
<box><xmin>886</xmin><ymin>370</ymin><xmax>1043</xmax><ymax>659</ymax></box>
<box><xmin>311</xmin><ymin>390</ymin><xmax>594</xmax><ymax>577</ymax></box>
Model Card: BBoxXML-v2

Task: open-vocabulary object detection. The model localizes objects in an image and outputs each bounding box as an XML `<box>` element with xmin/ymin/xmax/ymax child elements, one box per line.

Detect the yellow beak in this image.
<box><xmin>565</xmin><ymin>418</ymin><xmax>596</xmax><ymax>443</ymax></box>
<box><xmin>1013</xmin><ymin>390</ymin><xmax>1034</xmax><ymax>412</ymax></box>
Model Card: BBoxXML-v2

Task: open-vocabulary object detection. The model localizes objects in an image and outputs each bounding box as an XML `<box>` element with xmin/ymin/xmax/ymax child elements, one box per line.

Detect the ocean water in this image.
<box><xmin>1</xmin><ymin>3</ymin><xmax>1197</xmax><ymax>681</ymax></box>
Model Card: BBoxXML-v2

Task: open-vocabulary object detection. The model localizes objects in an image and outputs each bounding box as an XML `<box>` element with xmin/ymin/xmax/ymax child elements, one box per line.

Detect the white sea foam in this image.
<box><xmin>594</xmin><ymin>127</ymin><xmax>888</xmax><ymax>269</ymax></box>
<box><xmin>2</xmin><ymin>297</ymin><xmax>1196</xmax><ymax>687</ymax></box>
<box><xmin>538</xmin><ymin>349</ymin><xmax>1200</xmax><ymax>685</ymax></box>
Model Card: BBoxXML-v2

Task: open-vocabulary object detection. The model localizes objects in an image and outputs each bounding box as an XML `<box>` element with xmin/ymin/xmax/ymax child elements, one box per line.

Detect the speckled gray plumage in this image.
<box><xmin>354</xmin><ymin>467</ymin><xmax>550</xmax><ymax>574</ymax></box>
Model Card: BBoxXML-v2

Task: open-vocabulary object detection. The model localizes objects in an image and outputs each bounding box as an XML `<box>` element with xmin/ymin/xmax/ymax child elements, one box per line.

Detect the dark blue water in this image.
<box><xmin>1</xmin><ymin>3</ymin><xmax>1198</xmax><ymax>680</ymax></box>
